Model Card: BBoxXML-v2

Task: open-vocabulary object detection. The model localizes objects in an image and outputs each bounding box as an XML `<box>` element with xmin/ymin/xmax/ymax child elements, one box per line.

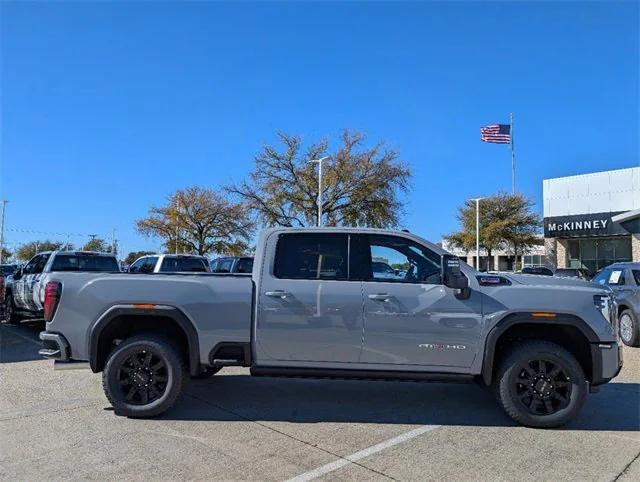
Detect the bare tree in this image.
<box><xmin>228</xmin><ymin>130</ymin><xmax>411</xmax><ymax>227</ymax></box>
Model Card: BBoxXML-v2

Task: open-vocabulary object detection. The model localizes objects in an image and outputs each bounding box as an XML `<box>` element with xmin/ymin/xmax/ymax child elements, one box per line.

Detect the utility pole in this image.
<box><xmin>111</xmin><ymin>228</ymin><xmax>117</xmax><ymax>254</ymax></box>
<box><xmin>308</xmin><ymin>156</ymin><xmax>330</xmax><ymax>226</ymax></box>
<box><xmin>0</xmin><ymin>200</ymin><xmax>7</xmax><ymax>264</ymax></box>
<box><xmin>469</xmin><ymin>197</ymin><xmax>485</xmax><ymax>270</ymax></box>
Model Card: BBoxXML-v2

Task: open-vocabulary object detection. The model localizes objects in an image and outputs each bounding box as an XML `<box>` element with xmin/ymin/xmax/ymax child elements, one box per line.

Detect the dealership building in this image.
<box><xmin>543</xmin><ymin>166</ymin><xmax>640</xmax><ymax>275</ymax></box>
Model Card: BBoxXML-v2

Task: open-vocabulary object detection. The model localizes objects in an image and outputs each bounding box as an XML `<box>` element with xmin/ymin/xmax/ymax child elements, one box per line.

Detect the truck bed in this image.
<box><xmin>45</xmin><ymin>271</ymin><xmax>254</xmax><ymax>365</ymax></box>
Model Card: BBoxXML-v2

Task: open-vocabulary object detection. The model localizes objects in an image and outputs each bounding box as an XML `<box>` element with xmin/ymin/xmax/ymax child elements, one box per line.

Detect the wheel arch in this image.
<box><xmin>481</xmin><ymin>313</ymin><xmax>599</xmax><ymax>386</ymax></box>
<box><xmin>88</xmin><ymin>305</ymin><xmax>200</xmax><ymax>376</ymax></box>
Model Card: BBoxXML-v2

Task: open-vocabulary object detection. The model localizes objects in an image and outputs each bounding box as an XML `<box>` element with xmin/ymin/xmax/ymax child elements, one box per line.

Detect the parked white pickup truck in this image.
<box><xmin>39</xmin><ymin>227</ymin><xmax>622</xmax><ymax>427</ymax></box>
<box><xmin>4</xmin><ymin>251</ymin><xmax>119</xmax><ymax>324</ymax></box>
<box><xmin>128</xmin><ymin>254</ymin><xmax>210</xmax><ymax>273</ymax></box>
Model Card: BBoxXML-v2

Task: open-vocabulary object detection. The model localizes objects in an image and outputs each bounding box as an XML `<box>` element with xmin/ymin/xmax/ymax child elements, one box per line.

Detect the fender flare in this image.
<box><xmin>88</xmin><ymin>305</ymin><xmax>200</xmax><ymax>376</ymax></box>
<box><xmin>481</xmin><ymin>312</ymin><xmax>599</xmax><ymax>386</ymax></box>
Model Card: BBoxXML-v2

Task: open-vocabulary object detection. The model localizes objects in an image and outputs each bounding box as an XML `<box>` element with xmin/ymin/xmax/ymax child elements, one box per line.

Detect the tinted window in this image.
<box><xmin>129</xmin><ymin>257</ymin><xmax>157</xmax><ymax>273</ymax></box>
<box><xmin>29</xmin><ymin>254</ymin><xmax>50</xmax><ymax>274</ymax></box>
<box><xmin>555</xmin><ymin>269</ymin><xmax>578</xmax><ymax>277</ymax></box>
<box><xmin>51</xmin><ymin>255</ymin><xmax>119</xmax><ymax>272</ymax></box>
<box><xmin>366</xmin><ymin>235</ymin><xmax>441</xmax><ymax>284</ymax></box>
<box><xmin>235</xmin><ymin>258</ymin><xmax>253</xmax><ymax>273</ymax></box>
<box><xmin>592</xmin><ymin>268</ymin><xmax>625</xmax><ymax>286</ymax></box>
<box><xmin>274</xmin><ymin>233</ymin><xmax>348</xmax><ymax>280</ymax></box>
<box><xmin>160</xmin><ymin>257</ymin><xmax>208</xmax><ymax>272</ymax></box>
<box><xmin>212</xmin><ymin>259</ymin><xmax>234</xmax><ymax>273</ymax></box>
<box><xmin>633</xmin><ymin>270</ymin><xmax>640</xmax><ymax>285</ymax></box>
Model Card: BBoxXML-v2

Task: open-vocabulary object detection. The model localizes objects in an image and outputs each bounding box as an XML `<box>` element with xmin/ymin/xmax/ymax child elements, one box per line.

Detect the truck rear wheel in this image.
<box><xmin>619</xmin><ymin>309</ymin><xmax>639</xmax><ymax>347</ymax></box>
<box><xmin>494</xmin><ymin>340</ymin><xmax>587</xmax><ymax>428</ymax></box>
<box><xmin>3</xmin><ymin>295</ymin><xmax>20</xmax><ymax>325</ymax></box>
<box><xmin>102</xmin><ymin>335</ymin><xmax>186</xmax><ymax>418</ymax></box>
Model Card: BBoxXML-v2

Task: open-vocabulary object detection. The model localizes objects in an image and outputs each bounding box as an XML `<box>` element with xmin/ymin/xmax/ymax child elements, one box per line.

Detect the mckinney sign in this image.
<box><xmin>544</xmin><ymin>211</ymin><xmax>628</xmax><ymax>238</ymax></box>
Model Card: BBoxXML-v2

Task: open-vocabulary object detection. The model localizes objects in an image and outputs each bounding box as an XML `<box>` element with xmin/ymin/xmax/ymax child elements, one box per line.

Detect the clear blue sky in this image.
<box><xmin>1</xmin><ymin>1</ymin><xmax>638</xmax><ymax>256</ymax></box>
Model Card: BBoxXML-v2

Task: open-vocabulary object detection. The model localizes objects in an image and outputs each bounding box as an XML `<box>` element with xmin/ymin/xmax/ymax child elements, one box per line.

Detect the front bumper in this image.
<box><xmin>39</xmin><ymin>331</ymin><xmax>70</xmax><ymax>361</ymax></box>
<box><xmin>591</xmin><ymin>341</ymin><xmax>623</xmax><ymax>386</ymax></box>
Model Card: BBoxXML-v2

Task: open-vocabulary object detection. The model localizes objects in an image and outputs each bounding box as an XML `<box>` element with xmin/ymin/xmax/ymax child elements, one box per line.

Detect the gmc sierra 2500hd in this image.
<box><xmin>39</xmin><ymin>227</ymin><xmax>622</xmax><ymax>427</ymax></box>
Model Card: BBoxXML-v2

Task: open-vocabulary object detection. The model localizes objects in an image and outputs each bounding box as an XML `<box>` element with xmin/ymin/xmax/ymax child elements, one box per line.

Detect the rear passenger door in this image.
<box><xmin>255</xmin><ymin>232</ymin><xmax>364</xmax><ymax>364</ymax></box>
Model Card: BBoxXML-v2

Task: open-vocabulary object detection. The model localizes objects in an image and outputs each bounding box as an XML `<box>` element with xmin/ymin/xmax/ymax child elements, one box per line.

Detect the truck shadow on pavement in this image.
<box><xmin>0</xmin><ymin>320</ymin><xmax>45</xmax><ymax>363</ymax></box>
<box><xmin>166</xmin><ymin>373</ymin><xmax>640</xmax><ymax>431</ymax></box>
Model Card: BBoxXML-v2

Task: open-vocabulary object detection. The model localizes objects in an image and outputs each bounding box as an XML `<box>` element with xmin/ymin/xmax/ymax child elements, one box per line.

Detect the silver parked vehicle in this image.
<box><xmin>592</xmin><ymin>262</ymin><xmax>640</xmax><ymax>347</ymax></box>
<box><xmin>39</xmin><ymin>227</ymin><xmax>622</xmax><ymax>427</ymax></box>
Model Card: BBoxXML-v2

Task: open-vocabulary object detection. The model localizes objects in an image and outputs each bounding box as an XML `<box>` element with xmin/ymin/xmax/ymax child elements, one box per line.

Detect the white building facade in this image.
<box><xmin>543</xmin><ymin>167</ymin><xmax>640</xmax><ymax>275</ymax></box>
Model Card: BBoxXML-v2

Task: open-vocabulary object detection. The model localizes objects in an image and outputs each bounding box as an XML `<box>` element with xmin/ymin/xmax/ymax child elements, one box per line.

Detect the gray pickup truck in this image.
<box><xmin>39</xmin><ymin>228</ymin><xmax>622</xmax><ymax>427</ymax></box>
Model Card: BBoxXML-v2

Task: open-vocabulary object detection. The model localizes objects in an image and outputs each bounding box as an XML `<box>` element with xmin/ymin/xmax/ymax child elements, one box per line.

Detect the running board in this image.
<box><xmin>250</xmin><ymin>366</ymin><xmax>474</xmax><ymax>383</ymax></box>
<box><xmin>54</xmin><ymin>361</ymin><xmax>90</xmax><ymax>370</ymax></box>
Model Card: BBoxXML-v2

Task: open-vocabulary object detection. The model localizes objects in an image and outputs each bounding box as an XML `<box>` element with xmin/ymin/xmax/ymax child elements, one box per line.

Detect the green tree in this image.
<box><xmin>15</xmin><ymin>240</ymin><xmax>67</xmax><ymax>261</ymax></box>
<box><xmin>136</xmin><ymin>187</ymin><xmax>254</xmax><ymax>256</ymax></box>
<box><xmin>82</xmin><ymin>237</ymin><xmax>111</xmax><ymax>253</ymax></box>
<box><xmin>124</xmin><ymin>251</ymin><xmax>156</xmax><ymax>265</ymax></box>
<box><xmin>1</xmin><ymin>247</ymin><xmax>12</xmax><ymax>263</ymax></box>
<box><xmin>445</xmin><ymin>193</ymin><xmax>542</xmax><ymax>270</ymax></box>
<box><xmin>228</xmin><ymin>130</ymin><xmax>412</xmax><ymax>227</ymax></box>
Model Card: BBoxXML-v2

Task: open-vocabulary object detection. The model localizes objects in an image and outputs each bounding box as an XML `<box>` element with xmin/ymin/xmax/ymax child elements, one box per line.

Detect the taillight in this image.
<box><xmin>44</xmin><ymin>281</ymin><xmax>62</xmax><ymax>322</ymax></box>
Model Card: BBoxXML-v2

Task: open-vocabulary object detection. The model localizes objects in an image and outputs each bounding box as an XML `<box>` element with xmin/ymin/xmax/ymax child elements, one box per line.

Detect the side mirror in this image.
<box><xmin>13</xmin><ymin>267</ymin><xmax>23</xmax><ymax>279</ymax></box>
<box><xmin>441</xmin><ymin>254</ymin><xmax>469</xmax><ymax>290</ymax></box>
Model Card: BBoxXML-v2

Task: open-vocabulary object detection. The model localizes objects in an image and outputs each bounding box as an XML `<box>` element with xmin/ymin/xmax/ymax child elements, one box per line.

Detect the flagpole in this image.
<box><xmin>510</xmin><ymin>112</ymin><xmax>515</xmax><ymax>194</ymax></box>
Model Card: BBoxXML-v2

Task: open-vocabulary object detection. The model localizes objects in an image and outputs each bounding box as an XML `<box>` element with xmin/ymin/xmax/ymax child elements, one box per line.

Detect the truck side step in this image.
<box><xmin>250</xmin><ymin>366</ymin><xmax>474</xmax><ymax>383</ymax></box>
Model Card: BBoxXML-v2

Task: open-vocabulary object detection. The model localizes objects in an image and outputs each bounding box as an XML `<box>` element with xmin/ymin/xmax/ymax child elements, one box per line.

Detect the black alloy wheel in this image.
<box><xmin>117</xmin><ymin>349</ymin><xmax>169</xmax><ymax>405</ymax></box>
<box><xmin>102</xmin><ymin>334</ymin><xmax>185</xmax><ymax>418</ymax></box>
<box><xmin>513</xmin><ymin>359</ymin><xmax>571</xmax><ymax>416</ymax></box>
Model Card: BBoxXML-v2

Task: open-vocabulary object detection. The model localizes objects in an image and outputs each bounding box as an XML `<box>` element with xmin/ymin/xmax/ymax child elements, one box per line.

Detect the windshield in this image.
<box><xmin>51</xmin><ymin>255</ymin><xmax>120</xmax><ymax>272</ymax></box>
<box><xmin>592</xmin><ymin>268</ymin><xmax>626</xmax><ymax>286</ymax></box>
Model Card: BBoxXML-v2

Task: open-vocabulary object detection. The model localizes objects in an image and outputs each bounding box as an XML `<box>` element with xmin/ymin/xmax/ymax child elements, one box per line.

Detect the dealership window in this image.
<box><xmin>523</xmin><ymin>255</ymin><xmax>545</xmax><ymax>267</ymax></box>
<box><xmin>566</xmin><ymin>237</ymin><xmax>632</xmax><ymax>276</ymax></box>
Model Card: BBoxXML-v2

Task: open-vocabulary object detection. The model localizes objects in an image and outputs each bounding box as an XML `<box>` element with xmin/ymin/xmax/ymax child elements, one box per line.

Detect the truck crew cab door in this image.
<box><xmin>14</xmin><ymin>253</ymin><xmax>50</xmax><ymax>312</ymax></box>
<box><xmin>255</xmin><ymin>232</ymin><xmax>364</xmax><ymax>364</ymax></box>
<box><xmin>354</xmin><ymin>234</ymin><xmax>483</xmax><ymax>369</ymax></box>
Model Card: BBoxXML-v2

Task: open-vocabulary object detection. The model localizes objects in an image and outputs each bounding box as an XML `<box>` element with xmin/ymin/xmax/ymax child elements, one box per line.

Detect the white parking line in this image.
<box><xmin>285</xmin><ymin>424</ymin><xmax>441</xmax><ymax>482</ymax></box>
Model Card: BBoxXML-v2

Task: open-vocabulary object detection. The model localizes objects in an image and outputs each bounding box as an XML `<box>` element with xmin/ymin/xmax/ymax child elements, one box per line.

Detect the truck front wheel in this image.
<box><xmin>494</xmin><ymin>340</ymin><xmax>587</xmax><ymax>428</ymax></box>
<box><xmin>102</xmin><ymin>335</ymin><xmax>186</xmax><ymax>418</ymax></box>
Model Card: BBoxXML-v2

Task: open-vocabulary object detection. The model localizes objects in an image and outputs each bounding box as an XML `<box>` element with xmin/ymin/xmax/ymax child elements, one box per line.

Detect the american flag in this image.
<box><xmin>480</xmin><ymin>124</ymin><xmax>511</xmax><ymax>144</ymax></box>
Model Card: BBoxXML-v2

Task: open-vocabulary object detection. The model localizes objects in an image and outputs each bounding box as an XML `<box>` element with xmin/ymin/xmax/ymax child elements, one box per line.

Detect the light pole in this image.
<box><xmin>469</xmin><ymin>197</ymin><xmax>485</xmax><ymax>270</ymax></box>
<box><xmin>308</xmin><ymin>156</ymin><xmax>330</xmax><ymax>226</ymax></box>
<box><xmin>0</xmin><ymin>200</ymin><xmax>7</xmax><ymax>264</ymax></box>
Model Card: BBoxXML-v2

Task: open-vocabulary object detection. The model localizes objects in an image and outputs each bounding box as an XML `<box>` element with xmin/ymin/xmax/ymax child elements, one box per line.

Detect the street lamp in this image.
<box><xmin>308</xmin><ymin>156</ymin><xmax>330</xmax><ymax>227</ymax></box>
<box><xmin>468</xmin><ymin>197</ymin><xmax>485</xmax><ymax>270</ymax></box>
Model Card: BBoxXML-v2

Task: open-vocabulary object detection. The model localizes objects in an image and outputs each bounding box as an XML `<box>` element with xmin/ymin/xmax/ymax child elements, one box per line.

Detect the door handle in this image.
<box><xmin>368</xmin><ymin>293</ymin><xmax>391</xmax><ymax>301</ymax></box>
<box><xmin>265</xmin><ymin>290</ymin><xmax>291</xmax><ymax>299</ymax></box>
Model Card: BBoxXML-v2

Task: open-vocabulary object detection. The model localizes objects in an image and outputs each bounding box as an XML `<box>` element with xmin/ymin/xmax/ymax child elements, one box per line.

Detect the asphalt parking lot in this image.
<box><xmin>1</xmin><ymin>320</ymin><xmax>639</xmax><ymax>481</ymax></box>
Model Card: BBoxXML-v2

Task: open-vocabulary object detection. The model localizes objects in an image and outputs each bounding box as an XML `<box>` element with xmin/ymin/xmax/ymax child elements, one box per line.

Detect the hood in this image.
<box><xmin>500</xmin><ymin>273</ymin><xmax>608</xmax><ymax>291</ymax></box>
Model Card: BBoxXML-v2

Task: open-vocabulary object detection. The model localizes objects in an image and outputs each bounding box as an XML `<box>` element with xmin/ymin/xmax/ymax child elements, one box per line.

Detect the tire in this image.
<box><xmin>102</xmin><ymin>334</ymin><xmax>186</xmax><ymax>418</ymax></box>
<box><xmin>191</xmin><ymin>366</ymin><xmax>222</xmax><ymax>379</ymax></box>
<box><xmin>619</xmin><ymin>309</ymin><xmax>640</xmax><ymax>347</ymax></box>
<box><xmin>3</xmin><ymin>295</ymin><xmax>20</xmax><ymax>325</ymax></box>
<box><xmin>494</xmin><ymin>340</ymin><xmax>587</xmax><ymax>428</ymax></box>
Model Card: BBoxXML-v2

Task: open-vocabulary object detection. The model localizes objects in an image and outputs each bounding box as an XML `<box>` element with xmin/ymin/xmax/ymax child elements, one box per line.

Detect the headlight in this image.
<box><xmin>594</xmin><ymin>293</ymin><xmax>614</xmax><ymax>324</ymax></box>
